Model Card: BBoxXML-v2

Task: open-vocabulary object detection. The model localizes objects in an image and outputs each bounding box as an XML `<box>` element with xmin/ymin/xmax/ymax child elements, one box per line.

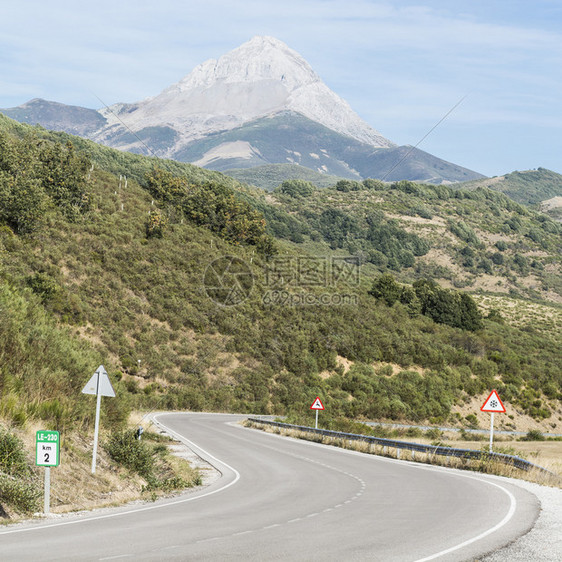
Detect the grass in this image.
<box><xmin>473</xmin><ymin>294</ymin><xmax>562</xmax><ymax>333</ymax></box>
<box><xmin>245</xmin><ymin>420</ymin><xmax>561</xmax><ymax>488</ymax></box>
<box><xmin>0</xmin><ymin>415</ymin><xmax>202</xmax><ymax>521</ymax></box>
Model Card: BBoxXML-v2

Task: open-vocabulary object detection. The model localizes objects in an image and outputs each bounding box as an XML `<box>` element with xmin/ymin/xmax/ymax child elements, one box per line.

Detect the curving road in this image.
<box><xmin>0</xmin><ymin>413</ymin><xmax>539</xmax><ymax>561</ymax></box>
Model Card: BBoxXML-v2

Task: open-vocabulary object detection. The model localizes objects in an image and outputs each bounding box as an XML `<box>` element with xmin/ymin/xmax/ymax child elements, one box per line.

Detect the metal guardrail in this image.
<box><xmin>247</xmin><ymin>418</ymin><xmax>554</xmax><ymax>475</ymax></box>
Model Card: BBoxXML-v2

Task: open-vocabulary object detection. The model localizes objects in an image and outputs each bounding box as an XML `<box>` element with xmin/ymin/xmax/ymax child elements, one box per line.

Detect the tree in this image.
<box><xmin>369</xmin><ymin>274</ymin><xmax>401</xmax><ymax>307</ymax></box>
<box><xmin>36</xmin><ymin>140</ymin><xmax>91</xmax><ymax>218</ymax></box>
<box><xmin>0</xmin><ymin>133</ymin><xmax>48</xmax><ymax>234</ymax></box>
<box><xmin>335</xmin><ymin>180</ymin><xmax>361</xmax><ymax>192</ymax></box>
<box><xmin>277</xmin><ymin>179</ymin><xmax>315</xmax><ymax>198</ymax></box>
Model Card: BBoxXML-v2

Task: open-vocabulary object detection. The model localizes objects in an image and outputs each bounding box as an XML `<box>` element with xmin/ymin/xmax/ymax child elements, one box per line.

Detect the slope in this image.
<box><xmin>456</xmin><ymin>168</ymin><xmax>562</xmax><ymax>206</ymax></box>
<box><xmin>0</xmin><ymin>115</ymin><xmax>560</xmax><ymax>439</ymax></box>
<box><xmin>177</xmin><ymin>111</ymin><xmax>483</xmax><ymax>183</ymax></box>
<box><xmin>225</xmin><ymin>163</ymin><xmax>345</xmax><ymax>191</ymax></box>
<box><xmin>265</xmin><ymin>178</ymin><xmax>562</xmax><ymax>302</ymax></box>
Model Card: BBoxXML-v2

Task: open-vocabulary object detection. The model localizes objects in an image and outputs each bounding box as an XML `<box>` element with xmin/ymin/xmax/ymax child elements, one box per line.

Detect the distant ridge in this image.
<box><xmin>454</xmin><ymin>168</ymin><xmax>562</xmax><ymax>206</ymax></box>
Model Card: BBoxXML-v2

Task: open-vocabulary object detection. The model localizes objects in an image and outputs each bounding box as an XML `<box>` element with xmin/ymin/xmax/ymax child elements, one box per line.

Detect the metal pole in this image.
<box><xmin>315</xmin><ymin>409</ymin><xmax>319</xmax><ymax>430</ymax></box>
<box><xmin>489</xmin><ymin>412</ymin><xmax>494</xmax><ymax>453</ymax></box>
<box><xmin>91</xmin><ymin>382</ymin><xmax>102</xmax><ymax>474</ymax></box>
<box><xmin>44</xmin><ymin>467</ymin><xmax>50</xmax><ymax>515</ymax></box>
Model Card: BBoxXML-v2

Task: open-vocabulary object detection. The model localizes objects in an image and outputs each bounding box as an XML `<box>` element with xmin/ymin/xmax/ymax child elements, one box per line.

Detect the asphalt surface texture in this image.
<box><xmin>0</xmin><ymin>413</ymin><xmax>541</xmax><ymax>561</ymax></box>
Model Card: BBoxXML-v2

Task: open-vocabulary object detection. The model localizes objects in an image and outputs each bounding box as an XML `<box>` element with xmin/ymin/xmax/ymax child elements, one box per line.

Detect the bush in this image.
<box><xmin>0</xmin><ymin>427</ymin><xmax>41</xmax><ymax>513</ymax></box>
<box><xmin>521</xmin><ymin>429</ymin><xmax>544</xmax><ymax>441</ymax></box>
<box><xmin>277</xmin><ymin>179</ymin><xmax>316</xmax><ymax>198</ymax></box>
<box><xmin>0</xmin><ymin>427</ymin><xmax>31</xmax><ymax>477</ymax></box>
<box><xmin>0</xmin><ymin>473</ymin><xmax>41</xmax><ymax>513</ymax></box>
<box><xmin>105</xmin><ymin>430</ymin><xmax>155</xmax><ymax>478</ymax></box>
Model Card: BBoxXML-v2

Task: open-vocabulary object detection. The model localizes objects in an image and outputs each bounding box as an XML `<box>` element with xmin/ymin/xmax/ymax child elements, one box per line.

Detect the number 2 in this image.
<box><xmin>44</xmin><ymin>453</ymin><xmax>50</xmax><ymax>463</ymax></box>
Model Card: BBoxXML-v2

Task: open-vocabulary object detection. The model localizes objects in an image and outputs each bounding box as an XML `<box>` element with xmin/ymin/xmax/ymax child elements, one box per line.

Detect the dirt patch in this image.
<box><xmin>336</xmin><ymin>356</ymin><xmax>353</xmax><ymax>374</ymax></box>
<box><xmin>452</xmin><ymin>394</ymin><xmax>561</xmax><ymax>434</ymax></box>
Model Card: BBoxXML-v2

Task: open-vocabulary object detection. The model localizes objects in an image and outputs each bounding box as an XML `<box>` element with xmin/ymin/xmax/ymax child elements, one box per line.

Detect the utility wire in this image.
<box><xmin>381</xmin><ymin>95</ymin><xmax>467</xmax><ymax>182</ymax></box>
<box><xmin>91</xmin><ymin>92</ymin><xmax>155</xmax><ymax>157</ymax></box>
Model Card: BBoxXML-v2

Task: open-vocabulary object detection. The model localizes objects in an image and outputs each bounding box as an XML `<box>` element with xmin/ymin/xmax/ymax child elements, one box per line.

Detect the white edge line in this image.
<box><xmin>239</xmin><ymin>419</ymin><xmax>520</xmax><ymax>561</ymax></box>
<box><xmin>412</xmin><ymin>476</ymin><xmax>517</xmax><ymax>562</ymax></box>
<box><xmin>0</xmin><ymin>413</ymin><xmax>240</xmax><ymax>536</ymax></box>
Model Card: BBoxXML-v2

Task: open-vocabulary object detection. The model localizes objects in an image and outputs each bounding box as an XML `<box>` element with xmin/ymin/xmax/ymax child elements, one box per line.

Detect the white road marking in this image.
<box><xmin>2</xmin><ymin>412</ymin><xmax>523</xmax><ymax>562</ymax></box>
<box><xmin>241</xmin><ymin>418</ymin><xmax>522</xmax><ymax>562</ymax></box>
<box><xmin>413</xmin><ymin>475</ymin><xmax>517</xmax><ymax>561</ymax></box>
<box><xmin>0</xmin><ymin>414</ymin><xmax>241</xmax><ymax>536</ymax></box>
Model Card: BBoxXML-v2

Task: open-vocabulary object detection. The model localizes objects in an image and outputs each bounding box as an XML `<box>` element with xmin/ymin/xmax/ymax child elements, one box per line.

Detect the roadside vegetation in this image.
<box><xmin>245</xmin><ymin>419</ymin><xmax>561</xmax><ymax>488</ymax></box>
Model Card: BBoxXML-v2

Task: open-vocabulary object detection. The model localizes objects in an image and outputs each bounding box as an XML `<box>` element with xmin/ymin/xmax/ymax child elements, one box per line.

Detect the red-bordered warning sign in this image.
<box><xmin>310</xmin><ymin>396</ymin><xmax>325</xmax><ymax>410</ymax></box>
<box><xmin>480</xmin><ymin>390</ymin><xmax>506</xmax><ymax>413</ymax></box>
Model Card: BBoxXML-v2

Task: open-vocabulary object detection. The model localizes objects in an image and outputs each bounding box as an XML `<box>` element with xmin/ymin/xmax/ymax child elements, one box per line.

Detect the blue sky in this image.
<box><xmin>1</xmin><ymin>0</ymin><xmax>561</xmax><ymax>177</ymax></box>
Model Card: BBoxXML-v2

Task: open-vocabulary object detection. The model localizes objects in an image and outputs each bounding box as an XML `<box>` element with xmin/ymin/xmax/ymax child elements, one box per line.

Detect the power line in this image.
<box><xmin>91</xmin><ymin>92</ymin><xmax>155</xmax><ymax>157</ymax></box>
<box><xmin>381</xmin><ymin>95</ymin><xmax>468</xmax><ymax>182</ymax></box>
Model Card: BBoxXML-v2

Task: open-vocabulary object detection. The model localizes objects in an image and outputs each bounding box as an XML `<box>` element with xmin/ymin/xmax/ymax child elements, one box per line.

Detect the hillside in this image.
<box><xmin>176</xmin><ymin>111</ymin><xmax>482</xmax><ymax>183</ymax></box>
<box><xmin>263</xmin><ymin>178</ymin><xmax>562</xmax><ymax>303</ymax></box>
<box><xmin>0</xmin><ymin>114</ymin><xmax>560</xmax><ymax>445</ymax></box>
<box><xmin>225</xmin><ymin>163</ymin><xmax>344</xmax><ymax>190</ymax></box>
<box><xmin>456</xmin><ymin>168</ymin><xmax>562</xmax><ymax>207</ymax></box>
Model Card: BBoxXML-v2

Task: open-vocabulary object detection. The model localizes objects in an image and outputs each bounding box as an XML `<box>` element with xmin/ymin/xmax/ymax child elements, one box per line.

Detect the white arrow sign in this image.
<box><xmin>82</xmin><ymin>365</ymin><xmax>115</xmax><ymax>397</ymax></box>
<box><xmin>83</xmin><ymin>365</ymin><xmax>115</xmax><ymax>473</ymax></box>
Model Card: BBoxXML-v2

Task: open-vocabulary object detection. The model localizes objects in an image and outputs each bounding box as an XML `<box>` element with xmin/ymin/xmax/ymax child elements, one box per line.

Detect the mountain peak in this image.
<box><xmin>100</xmin><ymin>36</ymin><xmax>393</xmax><ymax>149</ymax></box>
<box><xmin>1</xmin><ymin>36</ymin><xmax>484</xmax><ymax>182</ymax></box>
<box><xmin>173</xmin><ymin>34</ymin><xmax>318</xmax><ymax>93</ymax></box>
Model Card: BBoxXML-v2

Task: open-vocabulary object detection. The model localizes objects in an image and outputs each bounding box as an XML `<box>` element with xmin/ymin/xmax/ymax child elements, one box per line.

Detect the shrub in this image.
<box><xmin>521</xmin><ymin>430</ymin><xmax>544</xmax><ymax>441</ymax></box>
<box><xmin>146</xmin><ymin>209</ymin><xmax>168</xmax><ymax>238</ymax></box>
<box><xmin>105</xmin><ymin>430</ymin><xmax>155</xmax><ymax>478</ymax></box>
<box><xmin>0</xmin><ymin>473</ymin><xmax>41</xmax><ymax>513</ymax></box>
<box><xmin>0</xmin><ymin>427</ymin><xmax>41</xmax><ymax>513</ymax></box>
<box><xmin>0</xmin><ymin>427</ymin><xmax>31</xmax><ymax>477</ymax></box>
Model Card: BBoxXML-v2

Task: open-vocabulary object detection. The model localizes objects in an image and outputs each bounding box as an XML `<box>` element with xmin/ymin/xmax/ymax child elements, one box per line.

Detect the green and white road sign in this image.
<box><xmin>36</xmin><ymin>430</ymin><xmax>60</xmax><ymax>467</ymax></box>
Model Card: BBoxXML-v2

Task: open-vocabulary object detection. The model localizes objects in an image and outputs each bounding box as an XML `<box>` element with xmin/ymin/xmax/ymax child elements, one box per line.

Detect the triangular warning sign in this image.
<box><xmin>310</xmin><ymin>396</ymin><xmax>325</xmax><ymax>410</ymax></box>
<box><xmin>480</xmin><ymin>390</ymin><xmax>506</xmax><ymax>413</ymax></box>
<box><xmin>81</xmin><ymin>365</ymin><xmax>116</xmax><ymax>397</ymax></box>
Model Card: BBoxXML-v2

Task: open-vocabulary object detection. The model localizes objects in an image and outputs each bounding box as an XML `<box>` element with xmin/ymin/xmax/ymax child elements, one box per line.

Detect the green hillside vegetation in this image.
<box><xmin>457</xmin><ymin>168</ymin><xmax>562</xmax><ymax>206</ymax></box>
<box><xmin>225</xmin><ymin>163</ymin><xmax>344</xmax><ymax>191</ymax></box>
<box><xmin>0</xmin><ymin>116</ymin><xmax>560</xmax><ymax>456</ymax></box>
<box><xmin>266</xmin><ymin>178</ymin><xmax>562</xmax><ymax>301</ymax></box>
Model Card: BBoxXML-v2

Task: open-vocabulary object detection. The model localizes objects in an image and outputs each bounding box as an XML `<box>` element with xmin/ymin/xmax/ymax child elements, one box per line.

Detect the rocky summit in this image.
<box><xmin>1</xmin><ymin>36</ymin><xmax>484</xmax><ymax>183</ymax></box>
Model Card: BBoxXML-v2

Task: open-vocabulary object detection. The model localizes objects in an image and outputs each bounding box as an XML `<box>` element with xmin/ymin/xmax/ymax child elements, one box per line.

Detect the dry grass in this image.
<box><xmin>245</xmin><ymin>421</ymin><xmax>561</xmax><ymax>489</ymax></box>
<box><xmin>474</xmin><ymin>294</ymin><xmax>562</xmax><ymax>331</ymax></box>
<box><xmin>1</xmin><ymin>415</ymin><xmax>201</xmax><ymax>521</ymax></box>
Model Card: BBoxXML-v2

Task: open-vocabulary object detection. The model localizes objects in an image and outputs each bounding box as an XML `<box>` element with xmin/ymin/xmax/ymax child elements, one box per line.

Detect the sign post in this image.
<box><xmin>310</xmin><ymin>396</ymin><xmax>325</xmax><ymax>429</ymax></box>
<box><xmin>480</xmin><ymin>390</ymin><xmax>506</xmax><ymax>453</ymax></box>
<box><xmin>36</xmin><ymin>430</ymin><xmax>60</xmax><ymax>515</ymax></box>
<box><xmin>82</xmin><ymin>365</ymin><xmax>115</xmax><ymax>474</ymax></box>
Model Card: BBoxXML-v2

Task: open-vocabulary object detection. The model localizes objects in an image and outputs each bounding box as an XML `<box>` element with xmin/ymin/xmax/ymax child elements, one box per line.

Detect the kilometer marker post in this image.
<box><xmin>36</xmin><ymin>430</ymin><xmax>60</xmax><ymax>515</ymax></box>
<box><xmin>310</xmin><ymin>396</ymin><xmax>325</xmax><ymax>429</ymax></box>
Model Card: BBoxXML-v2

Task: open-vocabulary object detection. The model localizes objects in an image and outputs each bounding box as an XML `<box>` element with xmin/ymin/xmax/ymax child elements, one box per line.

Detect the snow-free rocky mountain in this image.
<box><xmin>1</xmin><ymin>36</ymin><xmax>483</xmax><ymax>184</ymax></box>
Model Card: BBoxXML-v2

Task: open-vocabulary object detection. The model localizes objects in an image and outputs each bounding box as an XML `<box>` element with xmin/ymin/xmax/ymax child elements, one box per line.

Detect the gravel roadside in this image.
<box><xmin>482</xmin><ymin>479</ymin><xmax>562</xmax><ymax>561</ymax></box>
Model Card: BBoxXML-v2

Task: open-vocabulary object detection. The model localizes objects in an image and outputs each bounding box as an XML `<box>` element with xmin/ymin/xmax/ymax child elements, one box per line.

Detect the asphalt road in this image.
<box><xmin>0</xmin><ymin>413</ymin><xmax>540</xmax><ymax>561</ymax></box>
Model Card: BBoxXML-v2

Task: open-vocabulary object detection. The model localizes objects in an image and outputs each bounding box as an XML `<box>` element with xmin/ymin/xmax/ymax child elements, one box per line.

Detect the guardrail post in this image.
<box><xmin>396</xmin><ymin>449</ymin><xmax>401</xmax><ymax>459</ymax></box>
